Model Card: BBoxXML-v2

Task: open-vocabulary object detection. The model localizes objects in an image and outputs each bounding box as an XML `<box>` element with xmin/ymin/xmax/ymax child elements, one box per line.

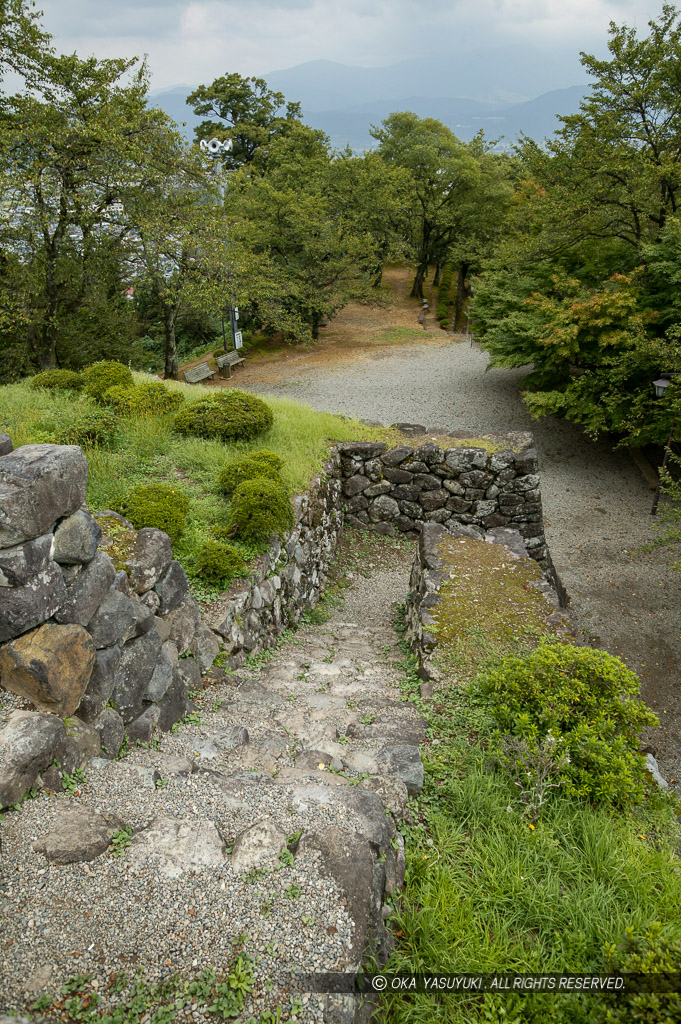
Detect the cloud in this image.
<box><xmin>35</xmin><ymin>0</ymin><xmax>667</xmax><ymax>88</ymax></box>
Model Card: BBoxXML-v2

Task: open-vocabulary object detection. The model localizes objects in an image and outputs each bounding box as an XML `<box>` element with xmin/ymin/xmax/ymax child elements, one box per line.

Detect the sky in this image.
<box><xmin>34</xmin><ymin>0</ymin><xmax>668</xmax><ymax>90</ymax></box>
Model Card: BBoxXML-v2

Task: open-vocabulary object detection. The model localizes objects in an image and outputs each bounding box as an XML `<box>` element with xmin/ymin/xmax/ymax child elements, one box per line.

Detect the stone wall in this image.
<box><xmin>337</xmin><ymin>439</ymin><xmax>559</xmax><ymax>587</ymax></box>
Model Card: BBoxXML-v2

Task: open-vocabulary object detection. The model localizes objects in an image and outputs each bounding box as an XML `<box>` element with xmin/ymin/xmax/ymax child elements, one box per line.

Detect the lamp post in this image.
<box><xmin>651</xmin><ymin>374</ymin><xmax>679</xmax><ymax>516</ymax></box>
<box><xmin>199</xmin><ymin>137</ymin><xmax>242</xmax><ymax>354</ymax></box>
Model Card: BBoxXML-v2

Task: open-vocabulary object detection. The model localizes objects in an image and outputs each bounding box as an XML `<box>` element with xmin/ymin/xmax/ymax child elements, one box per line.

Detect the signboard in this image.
<box><xmin>234</xmin><ymin>331</ymin><xmax>243</xmax><ymax>349</ymax></box>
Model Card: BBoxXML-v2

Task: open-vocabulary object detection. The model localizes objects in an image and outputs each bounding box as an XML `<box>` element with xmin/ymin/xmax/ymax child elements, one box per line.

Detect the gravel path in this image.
<box><xmin>250</xmin><ymin>336</ymin><xmax>681</xmax><ymax>793</ymax></box>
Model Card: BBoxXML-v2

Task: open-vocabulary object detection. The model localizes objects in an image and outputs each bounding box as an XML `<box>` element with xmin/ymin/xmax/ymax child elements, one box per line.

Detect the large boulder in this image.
<box><xmin>52</xmin><ymin>510</ymin><xmax>102</xmax><ymax>565</ymax></box>
<box><xmin>76</xmin><ymin>645</ymin><xmax>121</xmax><ymax>722</ymax></box>
<box><xmin>53</xmin><ymin>717</ymin><xmax>100</xmax><ymax>772</ymax></box>
<box><xmin>127</xmin><ymin>817</ymin><xmax>227</xmax><ymax>878</ymax></box>
<box><xmin>32</xmin><ymin>804</ymin><xmax>123</xmax><ymax>864</ymax></box>
<box><xmin>0</xmin><ymin>560</ymin><xmax>67</xmax><ymax>642</ymax></box>
<box><xmin>0</xmin><ymin>623</ymin><xmax>95</xmax><ymax>717</ymax></box>
<box><xmin>0</xmin><ymin>533</ymin><xmax>53</xmax><ymax>587</ymax></box>
<box><xmin>110</xmin><ymin>630</ymin><xmax>162</xmax><ymax>723</ymax></box>
<box><xmin>86</xmin><ymin>590</ymin><xmax>138</xmax><ymax>649</ymax></box>
<box><xmin>154</xmin><ymin>560</ymin><xmax>188</xmax><ymax>615</ymax></box>
<box><xmin>0</xmin><ymin>444</ymin><xmax>87</xmax><ymax>548</ymax></box>
<box><xmin>230</xmin><ymin>819</ymin><xmax>286</xmax><ymax>874</ymax></box>
<box><xmin>0</xmin><ymin>711</ymin><xmax>65</xmax><ymax>808</ymax></box>
<box><xmin>125</xmin><ymin>527</ymin><xmax>173</xmax><ymax>594</ymax></box>
<box><xmin>53</xmin><ymin>551</ymin><xmax>116</xmax><ymax>627</ymax></box>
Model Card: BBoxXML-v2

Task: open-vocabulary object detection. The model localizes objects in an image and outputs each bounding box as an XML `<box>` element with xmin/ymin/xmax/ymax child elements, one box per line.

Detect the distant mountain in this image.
<box><xmin>147</xmin><ymin>56</ymin><xmax>588</xmax><ymax>150</ymax></box>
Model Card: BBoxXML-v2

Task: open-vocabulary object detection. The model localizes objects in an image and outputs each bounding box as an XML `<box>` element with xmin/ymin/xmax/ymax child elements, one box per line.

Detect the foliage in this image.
<box><xmin>82</xmin><ymin>361</ymin><xmax>134</xmax><ymax>403</ymax></box>
<box><xmin>217</xmin><ymin>449</ymin><xmax>285</xmax><ymax>496</ymax></box>
<box><xmin>472</xmin><ymin>642</ymin><xmax>658</xmax><ymax>809</ymax></box>
<box><xmin>57</xmin><ymin>409</ymin><xmax>118</xmax><ymax>449</ymax></box>
<box><xmin>227</xmin><ymin>477</ymin><xmax>294</xmax><ymax>542</ymax></box>
<box><xmin>174</xmin><ymin>389</ymin><xmax>273</xmax><ymax>442</ymax></box>
<box><xmin>104</xmin><ymin>380</ymin><xmax>184</xmax><ymax>415</ymax></box>
<box><xmin>598</xmin><ymin>922</ymin><xmax>681</xmax><ymax>1022</ymax></box>
<box><xmin>29</xmin><ymin>369</ymin><xmax>83</xmax><ymax>391</ymax></box>
<box><xmin>435</xmin><ymin>263</ymin><xmax>455</xmax><ymax>327</ymax></box>
<box><xmin>195</xmin><ymin>540</ymin><xmax>246</xmax><ymax>586</ymax></box>
<box><xmin>119</xmin><ymin>483</ymin><xmax>190</xmax><ymax>541</ymax></box>
<box><xmin>108</xmin><ymin>826</ymin><xmax>133</xmax><ymax>858</ymax></box>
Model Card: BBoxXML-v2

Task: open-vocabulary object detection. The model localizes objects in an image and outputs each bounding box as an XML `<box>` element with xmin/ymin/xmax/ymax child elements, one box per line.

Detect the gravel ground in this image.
<box><xmin>249</xmin><ymin>336</ymin><xmax>681</xmax><ymax>794</ymax></box>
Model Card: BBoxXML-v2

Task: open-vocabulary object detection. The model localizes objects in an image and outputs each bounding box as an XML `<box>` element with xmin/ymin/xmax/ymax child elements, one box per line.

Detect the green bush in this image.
<box><xmin>104</xmin><ymin>380</ymin><xmax>184</xmax><ymax>415</ymax></box>
<box><xmin>472</xmin><ymin>641</ymin><xmax>658</xmax><ymax>809</ymax></box>
<box><xmin>195</xmin><ymin>540</ymin><xmax>247</xmax><ymax>586</ymax></box>
<box><xmin>57</xmin><ymin>409</ymin><xmax>118</xmax><ymax>449</ymax></box>
<box><xmin>29</xmin><ymin>369</ymin><xmax>83</xmax><ymax>391</ymax></box>
<box><xmin>174</xmin><ymin>390</ymin><xmax>273</xmax><ymax>443</ymax></box>
<box><xmin>82</xmin><ymin>360</ymin><xmax>134</xmax><ymax>403</ymax></box>
<box><xmin>217</xmin><ymin>450</ymin><xmax>285</xmax><ymax>497</ymax></box>
<box><xmin>119</xmin><ymin>483</ymin><xmax>190</xmax><ymax>542</ymax></box>
<box><xmin>227</xmin><ymin>477</ymin><xmax>294</xmax><ymax>542</ymax></box>
<box><xmin>596</xmin><ymin>922</ymin><xmax>681</xmax><ymax>1022</ymax></box>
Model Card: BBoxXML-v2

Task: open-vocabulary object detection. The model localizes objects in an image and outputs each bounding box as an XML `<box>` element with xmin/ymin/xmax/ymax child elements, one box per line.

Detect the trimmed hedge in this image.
<box><xmin>57</xmin><ymin>409</ymin><xmax>117</xmax><ymax>449</ymax></box>
<box><xmin>195</xmin><ymin>540</ymin><xmax>246</xmax><ymax>586</ymax></box>
<box><xmin>82</xmin><ymin>360</ymin><xmax>134</xmax><ymax>403</ymax></box>
<box><xmin>119</xmin><ymin>483</ymin><xmax>189</xmax><ymax>542</ymax></box>
<box><xmin>104</xmin><ymin>381</ymin><xmax>184</xmax><ymax>415</ymax></box>
<box><xmin>174</xmin><ymin>390</ymin><xmax>273</xmax><ymax>443</ymax></box>
<box><xmin>217</xmin><ymin>450</ymin><xmax>285</xmax><ymax>497</ymax></box>
<box><xmin>29</xmin><ymin>369</ymin><xmax>83</xmax><ymax>391</ymax></box>
<box><xmin>227</xmin><ymin>477</ymin><xmax>294</xmax><ymax>542</ymax></box>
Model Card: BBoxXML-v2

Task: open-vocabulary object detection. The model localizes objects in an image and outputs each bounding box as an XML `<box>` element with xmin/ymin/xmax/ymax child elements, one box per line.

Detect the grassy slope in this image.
<box><xmin>380</xmin><ymin>538</ymin><xmax>681</xmax><ymax>1024</ymax></box>
<box><xmin>0</xmin><ymin>377</ymin><xmax>382</xmax><ymax>597</ymax></box>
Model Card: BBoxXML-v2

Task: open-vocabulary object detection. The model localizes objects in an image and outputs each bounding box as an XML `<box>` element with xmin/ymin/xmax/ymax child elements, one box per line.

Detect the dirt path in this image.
<box><xmin>224</xmin><ymin>267</ymin><xmax>681</xmax><ymax>796</ymax></box>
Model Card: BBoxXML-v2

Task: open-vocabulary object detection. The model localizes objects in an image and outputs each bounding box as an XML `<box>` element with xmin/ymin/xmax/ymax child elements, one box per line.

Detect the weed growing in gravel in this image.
<box><xmin>108</xmin><ymin>826</ymin><xmax>132</xmax><ymax>858</ymax></box>
<box><xmin>60</xmin><ymin>768</ymin><xmax>88</xmax><ymax>795</ymax></box>
<box><xmin>284</xmin><ymin>884</ymin><xmax>302</xmax><ymax>899</ymax></box>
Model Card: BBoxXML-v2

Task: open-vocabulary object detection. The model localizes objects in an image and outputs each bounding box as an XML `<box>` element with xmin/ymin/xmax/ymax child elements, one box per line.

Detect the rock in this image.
<box><xmin>53</xmin><ymin>551</ymin><xmax>116</xmax><ymax>627</ymax></box>
<box><xmin>0</xmin><ymin>560</ymin><xmax>67</xmax><ymax>642</ymax></box>
<box><xmin>143</xmin><ymin>642</ymin><xmax>176</xmax><ymax>702</ymax></box>
<box><xmin>368</xmin><ymin>495</ymin><xmax>400</xmax><ymax>522</ymax></box>
<box><xmin>360</xmin><ymin>775</ymin><xmax>409</xmax><ymax>820</ymax></box>
<box><xmin>52</xmin><ymin>510</ymin><xmax>102</xmax><ymax>565</ymax></box>
<box><xmin>54</xmin><ymin>716</ymin><xmax>100</xmax><ymax>772</ymax></box>
<box><xmin>194</xmin><ymin>726</ymin><xmax>249</xmax><ymax>760</ymax></box>
<box><xmin>0</xmin><ymin>533</ymin><xmax>52</xmax><ymax>587</ymax></box>
<box><xmin>128</xmin><ymin>817</ymin><xmax>227</xmax><ymax>878</ymax></box>
<box><xmin>419</xmin><ymin>489</ymin><xmax>448</xmax><ymax>511</ymax></box>
<box><xmin>76</xmin><ymin>646</ymin><xmax>121</xmax><ymax>722</ymax></box>
<box><xmin>230</xmin><ymin>819</ymin><xmax>287</xmax><ymax>873</ymax></box>
<box><xmin>140</xmin><ymin>589</ymin><xmax>161</xmax><ymax>614</ymax></box>
<box><xmin>342</xmin><ymin>474</ymin><xmax>371</xmax><ymax>498</ymax></box>
<box><xmin>32</xmin><ymin>803</ymin><xmax>123</xmax><ymax>864</ymax></box>
<box><xmin>380</xmin><ymin>446</ymin><xmax>414</xmax><ymax>467</ymax></box>
<box><xmin>0</xmin><ymin>623</ymin><xmax>95</xmax><ymax>717</ymax></box>
<box><xmin>164</xmin><ymin>596</ymin><xmax>201</xmax><ymax>653</ymax></box>
<box><xmin>112</xmin><ymin>569</ymin><xmax>131</xmax><ymax>595</ymax></box>
<box><xmin>645</xmin><ymin>753</ymin><xmax>668</xmax><ymax>789</ymax></box>
<box><xmin>93</xmin><ymin>707</ymin><xmax>125</xmax><ymax>759</ymax></box>
<box><xmin>0</xmin><ymin>444</ymin><xmax>87</xmax><ymax>549</ymax></box>
<box><xmin>193</xmin><ymin>624</ymin><xmax>220</xmax><ymax>673</ymax></box>
<box><xmin>363</xmin><ymin>480</ymin><xmax>392</xmax><ymax>498</ymax></box>
<box><xmin>126</xmin><ymin>528</ymin><xmax>173</xmax><ymax>594</ymax></box>
<box><xmin>444</xmin><ymin>447</ymin><xmax>488</xmax><ymax>472</ymax></box>
<box><xmin>382</xmin><ymin>467</ymin><xmax>413</xmax><ymax>484</ymax></box>
<box><xmin>0</xmin><ymin>432</ymin><xmax>12</xmax><ymax>456</ymax></box>
<box><xmin>176</xmin><ymin>655</ymin><xmax>201</xmax><ymax>693</ymax></box>
<box><xmin>390</xmin><ymin>423</ymin><xmax>426</xmax><ymax>438</ymax></box>
<box><xmin>0</xmin><ymin>711</ymin><xmax>64</xmax><ymax>808</ymax></box>
<box><xmin>337</xmin><ymin>442</ymin><xmax>387</xmax><ymax>459</ymax></box>
<box><xmin>154</xmin><ymin>560</ymin><xmax>188</xmax><ymax>616</ymax></box>
<box><xmin>384</xmin><ymin>833</ymin><xmax>406</xmax><ymax>895</ymax></box>
<box><xmin>156</xmin><ymin>667</ymin><xmax>189</xmax><ymax>732</ymax></box>
<box><xmin>127</xmin><ymin>705</ymin><xmax>160</xmax><ymax>744</ymax></box>
<box><xmin>376</xmin><ymin>745</ymin><xmax>424</xmax><ymax>795</ymax></box>
<box><xmin>87</xmin><ymin>590</ymin><xmax>139</xmax><ymax>649</ymax></box>
<box><xmin>111</xmin><ymin>631</ymin><xmax>162</xmax><ymax>724</ymax></box>
<box><xmin>297</xmin><ymin>827</ymin><xmax>377</xmax><ymax>957</ymax></box>
<box><xmin>485</xmin><ymin>527</ymin><xmax>528</xmax><ymax>560</ymax></box>
<box><xmin>290</xmin><ymin>784</ymin><xmax>393</xmax><ymax>850</ymax></box>
<box><xmin>373</xmin><ymin>522</ymin><xmax>396</xmax><ymax>537</ymax></box>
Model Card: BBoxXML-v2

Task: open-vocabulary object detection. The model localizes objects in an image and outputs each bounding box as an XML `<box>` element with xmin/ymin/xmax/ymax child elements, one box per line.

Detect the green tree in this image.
<box><xmin>0</xmin><ymin>0</ymin><xmax>52</xmax><ymax>88</ymax></box>
<box><xmin>187</xmin><ymin>73</ymin><xmax>303</xmax><ymax>169</ymax></box>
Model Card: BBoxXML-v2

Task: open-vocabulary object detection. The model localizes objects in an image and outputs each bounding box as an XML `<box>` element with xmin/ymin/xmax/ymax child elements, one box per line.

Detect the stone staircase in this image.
<box><xmin>0</xmin><ymin>563</ymin><xmax>422</xmax><ymax>1023</ymax></box>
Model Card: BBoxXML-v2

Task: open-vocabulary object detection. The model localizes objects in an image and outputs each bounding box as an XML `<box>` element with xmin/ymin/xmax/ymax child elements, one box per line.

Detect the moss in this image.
<box><xmin>429</xmin><ymin>535</ymin><xmax>558</xmax><ymax>682</ymax></box>
<box><xmin>29</xmin><ymin>369</ymin><xmax>83</xmax><ymax>391</ymax></box>
<box><xmin>118</xmin><ymin>483</ymin><xmax>190</xmax><ymax>542</ymax></box>
<box><xmin>174</xmin><ymin>389</ymin><xmax>273</xmax><ymax>443</ymax></box>
<box><xmin>227</xmin><ymin>478</ymin><xmax>294</xmax><ymax>542</ymax></box>
<box><xmin>195</xmin><ymin>540</ymin><xmax>247</xmax><ymax>586</ymax></box>
<box><xmin>82</xmin><ymin>360</ymin><xmax>134</xmax><ymax>403</ymax></box>
<box><xmin>217</xmin><ymin>450</ymin><xmax>285</xmax><ymax>497</ymax></box>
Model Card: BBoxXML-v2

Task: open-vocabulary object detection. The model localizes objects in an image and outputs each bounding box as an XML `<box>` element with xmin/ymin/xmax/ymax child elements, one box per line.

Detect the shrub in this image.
<box><xmin>57</xmin><ymin>409</ymin><xmax>118</xmax><ymax>449</ymax></box>
<box><xmin>104</xmin><ymin>381</ymin><xmax>184</xmax><ymax>415</ymax></box>
<box><xmin>472</xmin><ymin>641</ymin><xmax>658</xmax><ymax>809</ymax></box>
<box><xmin>174</xmin><ymin>390</ymin><xmax>273</xmax><ymax>443</ymax></box>
<box><xmin>82</xmin><ymin>360</ymin><xmax>134</xmax><ymax>403</ymax></box>
<box><xmin>195</xmin><ymin>540</ymin><xmax>246</xmax><ymax>586</ymax></box>
<box><xmin>217</xmin><ymin>450</ymin><xmax>285</xmax><ymax>497</ymax></box>
<box><xmin>29</xmin><ymin>369</ymin><xmax>83</xmax><ymax>391</ymax></box>
<box><xmin>597</xmin><ymin>922</ymin><xmax>681</xmax><ymax>1021</ymax></box>
<box><xmin>119</xmin><ymin>483</ymin><xmax>190</xmax><ymax>542</ymax></box>
<box><xmin>227</xmin><ymin>478</ymin><xmax>294</xmax><ymax>542</ymax></box>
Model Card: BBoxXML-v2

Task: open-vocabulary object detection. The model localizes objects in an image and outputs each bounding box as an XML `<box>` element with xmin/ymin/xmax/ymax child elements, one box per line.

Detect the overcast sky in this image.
<box><xmin>34</xmin><ymin>0</ymin><xmax>667</xmax><ymax>89</ymax></box>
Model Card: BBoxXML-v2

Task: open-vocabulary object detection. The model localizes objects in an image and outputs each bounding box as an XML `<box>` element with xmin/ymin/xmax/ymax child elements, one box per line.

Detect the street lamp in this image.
<box><xmin>651</xmin><ymin>373</ymin><xmax>679</xmax><ymax>515</ymax></box>
<box><xmin>199</xmin><ymin>138</ymin><xmax>242</xmax><ymax>354</ymax></box>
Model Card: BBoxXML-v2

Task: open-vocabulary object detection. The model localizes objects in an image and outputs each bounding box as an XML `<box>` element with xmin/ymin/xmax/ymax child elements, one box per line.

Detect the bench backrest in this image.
<box><xmin>216</xmin><ymin>350</ymin><xmax>244</xmax><ymax>368</ymax></box>
<box><xmin>184</xmin><ymin>362</ymin><xmax>214</xmax><ymax>383</ymax></box>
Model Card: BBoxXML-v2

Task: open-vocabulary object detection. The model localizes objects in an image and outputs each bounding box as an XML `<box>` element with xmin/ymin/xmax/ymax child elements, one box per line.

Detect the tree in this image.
<box><xmin>0</xmin><ymin>0</ymin><xmax>52</xmax><ymax>88</ymax></box>
<box><xmin>370</xmin><ymin>112</ymin><xmax>479</xmax><ymax>298</ymax></box>
<box><xmin>187</xmin><ymin>74</ymin><xmax>303</xmax><ymax>169</ymax></box>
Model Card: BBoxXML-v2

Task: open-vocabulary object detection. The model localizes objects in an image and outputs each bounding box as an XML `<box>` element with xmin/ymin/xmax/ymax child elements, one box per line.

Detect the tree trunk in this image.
<box><xmin>164</xmin><ymin>309</ymin><xmax>179</xmax><ymax>380</ymax></box>
<box><xmin>372</xmin><ymin>261</ymin><xmax>384</xmax><ymax>287</ymax></box>
<box><xmin>410</xmin><ymin>263</ymin><xmax>428</xmax><ymax>299</ymax></box>
<box><xmin>454</xmin><ymin>262</ymin><xmax>469</xmax><ymax>331</ymax></box>
<box><xmin>433</xmin><ymin>262</ymin><xmax>443</xmax><ymax>287</ymax></box>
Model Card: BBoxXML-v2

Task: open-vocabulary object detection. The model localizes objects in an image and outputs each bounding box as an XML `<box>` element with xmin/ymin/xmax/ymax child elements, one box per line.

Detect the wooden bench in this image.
<box><xmin>216</xmin><ymin>350</ymin><xmax>246</xmax><ymax>379</ymax></box>
<box><xmin>183</xmin><ymin>362</ymin><xmax>216</xmax><ymax>385</ymax></box>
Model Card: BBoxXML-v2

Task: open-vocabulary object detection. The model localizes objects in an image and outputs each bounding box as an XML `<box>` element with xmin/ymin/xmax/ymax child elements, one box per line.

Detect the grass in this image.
<box><xmin>0</xmin><ymin>376</ymin><xmax>384</xmax><ymax>599</ymax></box>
